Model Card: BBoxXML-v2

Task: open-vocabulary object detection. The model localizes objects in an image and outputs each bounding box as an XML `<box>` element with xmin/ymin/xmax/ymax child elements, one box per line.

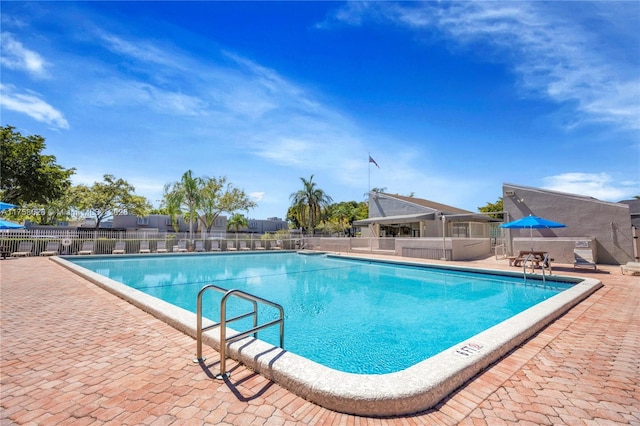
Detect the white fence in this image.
<box><xmin>0</xmin><ymin>229</ymin><xmax>301</xmax><ymax>256</ymax></box>
<box><xmin>1</xmin><ymin>230</ymin><xmax>498</xmax><ymax>261</ymax></box>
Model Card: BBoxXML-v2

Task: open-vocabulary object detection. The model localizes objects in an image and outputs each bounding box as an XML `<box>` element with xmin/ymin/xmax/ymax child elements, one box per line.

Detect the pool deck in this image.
<box><xmin>1</xmin><ymin>255</ymin><xmax>638</xmax><ymax>425</ymax></box>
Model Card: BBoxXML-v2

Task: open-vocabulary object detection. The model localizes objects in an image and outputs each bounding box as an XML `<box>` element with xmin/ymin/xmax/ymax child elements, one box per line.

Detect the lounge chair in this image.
<box><xmin>78</xmin><ymin>241</ymin><xmax>94</xmax><ymax>255</ymax></box>
<box><xmin>40</xmin><ymin>241</ymin><xmax>60</xmax><ymax>256</ymax></box>
<box><xmin>210</xmin><ymin>240</ymin><xmax>221</xmax><ymax>251</ymax></box>
<box><xmin>113</xmin><ymin>241</ymin><xmax>126</xmax><ymax>254</ymax></box>
<box><xmin>11</xmin><ymin>241</ymin><xmax>33</xmax><ymax>257</ymax></box>
<box><xmin>239</xmin><ymin>241</ymin><xmax>250</xmax><ymax>251</ymax></box>
<box><xmin>574</xmin><ymin>249</ymin><xmax>597</xmax><ymax>270</ymax></box>
<box><xmin>254</xmin><ymin>241</ymin><xmax>266</xmax><ymax>250</ymax></box>
<box><xmin>620</xmin><ymin>262</ymin><xmax>640</xmax><ymax>275</ymax></box>
<box><xmin>176</xmin><ymin>240</ymin><xmax>188</xmax><ymax>252</ymax></box>
<box><xmin>195</xmin><ymin>240</ymin><xmax>205</xmax><ymax>252</ymax></box>
<box><xmin>226</xmin><ymin>241</ymin><xmax>237</xmax><ymax>251</ymax></box>
<box><xmin>156</xmin><ymin>241</ymin><xmax>168</xmax><ymax>253</ymax></box>
<box><xmin>139</xmin><ymin>240</ymin><xmax>151</xmax><ymax>254</ymax></box>
<box><xmin>269</xmin><ymin>240</ymin><xmax>282</xmax><ymax>250</ymax></box>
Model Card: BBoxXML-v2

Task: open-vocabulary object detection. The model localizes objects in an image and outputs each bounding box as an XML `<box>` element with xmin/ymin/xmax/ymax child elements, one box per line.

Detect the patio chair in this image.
<box><xmin>269</xmin><ymin>240</ymin><xmax>282</xmax><ymax>250</ymax></box>
<box><xmin>226</xmin><ymin>241</ymin><xmax>237</xmax><ymax>251</ymax></box>
<box><xmin>40</xmin><ymin>241</ymin><xmax>61</xmax><ymax>256</ymax></box>
<box><xmin>139</xmin><ymin>240</ymin><xmax>151</xmax><ymax>254</ymax></box>
<box><xmin>195</xmin><ymin>240</ymin><xmax>205</xmax><ymax>252</ymax></box>
<box><xmin>254</xmin><ymin>241</ymin><xmax>266</xmax><ymax>250</ymax></box>
<box><xmin>156</xmin><ymin>241</ymin><xmax>168</xmax><ymax>253</ymax></box>
<box><xmin>239</xmin><ymin>241</ymin><xmax>251</xmax><ymax>251</ymax></box>
<box><xmin>78</xmin><ymin>241</ymin><xmax>94</xmax><ymax>255</ymax></box>
<box><xmin>573</xmin><ymin>249</ymin><xmax>597</xmax><ymax>270</ymax></box>
<box><xmin>210</xmin><ymin>240</ymin><xmax>221</xmax><ymax>251</ymax></box>
<box><xmin>620</xmin><ymin>262</ymin><xmax>640</xmax><ymax>275</ymax></box>
<box><xmin>112</xmin><ymin>241</ymin><xmax>126</xmax><ymax>254</ymax></box>
<box><xmin>11</xmin><ymin>241</ymin><xmax>33</xmax><ymax>257</ymax></box>
<box><xmin>177</xmin><ymin>240</ymin><xmax>188</xmax><ymax>252</ymax></box>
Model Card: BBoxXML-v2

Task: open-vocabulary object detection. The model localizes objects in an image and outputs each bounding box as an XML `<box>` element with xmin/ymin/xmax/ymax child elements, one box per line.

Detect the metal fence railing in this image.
<box><xmin>1</xmin><ymin>231</ymin><xmax>495</xmax><ymax>261</ymax></box>
<box><xmin>0</xmin><ymin>230</ymin><xmax>302</xmax><ymax>256</ymax></box>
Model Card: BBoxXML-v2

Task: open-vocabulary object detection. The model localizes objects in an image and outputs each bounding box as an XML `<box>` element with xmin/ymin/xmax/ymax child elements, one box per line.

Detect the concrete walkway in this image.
<box><xmin>1</xmin><ymin>256</ymin><xmax>638</xmax><ymax>425</ymax></box>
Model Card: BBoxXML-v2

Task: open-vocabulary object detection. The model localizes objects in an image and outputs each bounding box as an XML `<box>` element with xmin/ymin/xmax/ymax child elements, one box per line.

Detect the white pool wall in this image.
<box><xmin>52</xmin><ymin>254</ymin><xmax>601</xmax><ymax>416</ymax></box>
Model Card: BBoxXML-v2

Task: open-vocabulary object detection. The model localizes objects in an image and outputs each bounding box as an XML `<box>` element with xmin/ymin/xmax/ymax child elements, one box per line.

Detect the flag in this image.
<box><xmin>368</xmin><ymin>155</ymin><xmax>379</xmax><ymax>168</ymax></box>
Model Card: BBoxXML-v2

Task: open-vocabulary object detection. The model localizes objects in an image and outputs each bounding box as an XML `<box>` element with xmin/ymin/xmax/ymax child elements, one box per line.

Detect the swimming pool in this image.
<box><xmin>68</xmin><ymin>252</ymin><xmax>571</xmax><ymax>374</ymax></box>
<box><xmin>55</xmin><ymin>252</ymin><xmax>601</xmax><ymax>416</ymax></box>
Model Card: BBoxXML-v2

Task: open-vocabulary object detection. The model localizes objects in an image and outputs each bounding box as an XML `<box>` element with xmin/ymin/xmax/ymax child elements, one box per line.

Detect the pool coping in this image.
<box><xmin>51</xmin><ymin>253</ymin><xmax>602</xmax><ymax>417</ymax></box>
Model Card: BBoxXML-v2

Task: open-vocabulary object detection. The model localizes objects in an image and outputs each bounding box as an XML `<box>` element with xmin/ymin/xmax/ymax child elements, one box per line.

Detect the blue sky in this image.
<box><xmin>1</xmin><ymin>1</ymin><xmax>639</xmax><ymax>220</ymax></box>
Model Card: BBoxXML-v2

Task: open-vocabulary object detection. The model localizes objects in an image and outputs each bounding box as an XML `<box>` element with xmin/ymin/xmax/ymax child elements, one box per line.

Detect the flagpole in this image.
<box><xmin>368</xmin><ymin>152</ymin><xmax>371</xmax><ymax>194</ymax></box>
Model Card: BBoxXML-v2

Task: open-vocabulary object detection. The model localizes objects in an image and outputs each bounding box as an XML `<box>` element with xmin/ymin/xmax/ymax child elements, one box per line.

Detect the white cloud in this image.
<box><xmin>0</xmin><ymin>32</ymin><xmax>50</xmax><ymax>78</ymax></box>
<box><xmin>84</xmin><ymin>79</ymin><xmax>207</xmax><ymax>116</ymax></box>
<box><xmin>542</xmin><ymin>172</ymin><xmax>639</xmax><ymax>201</ymax></box>
<box><xmin>325</xmin><ymin>2</ymin><xmax>640</xmax><ymax>131</ymax></box>
<box><xmin>249</xmin><ymin>192</ymin><xmax>265</xmax><ymax>202</ymax></box>
<box><xmin>0</xmin><ymin>84</ymin><xmax>69</xmax><ymax>129</ymax></box>
<box><xmin>97</xmin><ymin>31</ymin><xmax>188</xmax><ymax>71</ymax></box>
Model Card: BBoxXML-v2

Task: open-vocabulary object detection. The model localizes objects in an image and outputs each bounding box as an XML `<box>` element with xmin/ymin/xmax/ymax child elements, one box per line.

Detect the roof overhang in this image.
<box><xmin>354</xmin><ymin>212</ymin><xmax>499</xmax><ymax>226</ymax></box>
<box><xmin>442</xmin><ymin>213</ymin><xmax>501</xmax><ymax>223</ymax></box>
<box><xmin>353</xmin><ymin>213</ymin><xmax>436</xmax><ymax>225</ymax></box>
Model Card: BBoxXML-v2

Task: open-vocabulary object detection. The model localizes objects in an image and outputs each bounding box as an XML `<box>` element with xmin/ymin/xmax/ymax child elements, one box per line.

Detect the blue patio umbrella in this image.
<box><xmin>0</xmin><ymin>219</ymin><xmax>24</xmax><ymax>229</ymax></box>
<box><xmin>0</xmin><ymin>202</ymin><xmax>17</xmax><ymax>211</ymax></box>
<box><xmin>500</xmin><ymin>214</ymin><xmax>566</xmax><ymax>250</ymax></box>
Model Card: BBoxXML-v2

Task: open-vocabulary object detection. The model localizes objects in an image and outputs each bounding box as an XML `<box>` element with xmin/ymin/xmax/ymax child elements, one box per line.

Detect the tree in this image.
<box><xmin>0</xmin><ymin>125</ymin><xmax>75</xmax><ymax>205</ymax></box>
<box><xmin>23</xmin><ymin>193</ymin><xmax>74</xmax><ymax>225</ymax></box>
<box><xmin>286</xmin><ymin>205</ymin><xmax>303</xmax><ymax>229</ymax></box>
<box><xmin>353</xmin><ymin>201</ymin><xmax>369</xmax><ymax>222</ymax></box>
<box><xmin>163</xmin><ymin>172</ymin><xmax>257</xmax><ymax>240</ymax></box>
<box><xmin>72</xmin><ymin>174</ymin><xmax>151</xmax><ymax>228</ymax></box>
<box><xmin>478</xmin><ymin>198</ymin><xmax>504</xmax><ymax>219</ymax></box>
<box><xmin>331</xmin><ymin>203</ymin><xmax>352</xmax><ymax>234</ymax></box>
<box><xmin>197</xmin><ymin>176</ymin><xmax>256</xmax><ymax>232</ymax></box>
<box><xmin>163</xmin><ymin>170</ymin><xmax>203</xmax><ymax>242</ymax></box>
<box><xmin>317</xmin><ymin>201</ymin><xmax>369</xmax><ymax>236</ymax></box>
<box><xmin>289</xmin><ymin>175</ymin><xmax>333</xmax><ymax>234</ymax></box>
<box><xmin>227</xmin><ymin>213</ymin><xmax>249</xmax><ymax>233</ymax></box>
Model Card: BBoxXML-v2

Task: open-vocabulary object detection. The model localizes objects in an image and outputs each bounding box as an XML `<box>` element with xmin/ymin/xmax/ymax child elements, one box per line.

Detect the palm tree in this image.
<box><xmin>163</xmin><ymin>170</ymin><xmax>203</xmax><ymax>245</ymax></box>
<box><xmin>363</xmin><ymin>187</ymin><xmax>387</xmax><ymax>199</ymax></box>
<box><xmin>289</xmin><ymin>175</ymin><xmax>333</xmax><ymax>234</ymax></box>
<box><xmin>227</xmin><ymin>213</ymin><xmax>248</xmax><ymax>233</ymax></box>
<box><xmin>330</xmin><ymin>202</ymin><xmax>355</xmax><ymax>236</ymax></box>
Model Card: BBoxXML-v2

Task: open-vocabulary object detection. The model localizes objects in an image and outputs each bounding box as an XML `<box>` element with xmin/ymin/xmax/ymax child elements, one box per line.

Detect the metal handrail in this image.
<box><xmin>523</xmin><ymin>253</ymin><xmax>552</xmax><ymax>284</ymax></box>
<box><xmin>194</xmin><ymin>284</ymin><xmax>284</xmax><ymax>379</ymax></box>
<box><xmin>540</xmin><ymin>253</ymin><xmax>552</xmax><ymax>282</ymax></box>
<box><xmin>522</xmin><ymin>253</ymin><xmax>533</xmax><ymax>282</ymax></box>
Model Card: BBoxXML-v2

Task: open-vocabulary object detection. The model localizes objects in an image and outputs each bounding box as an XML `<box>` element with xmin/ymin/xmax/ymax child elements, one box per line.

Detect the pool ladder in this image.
<box><xmin>523</xmin><ymin>253</ymin><xmax>552</xmax><ymax>283</ymax></box>
<box><xmin>194</xmin><ymin>284</ymin><xmax>285</xmax><ymax>379</ymax></box>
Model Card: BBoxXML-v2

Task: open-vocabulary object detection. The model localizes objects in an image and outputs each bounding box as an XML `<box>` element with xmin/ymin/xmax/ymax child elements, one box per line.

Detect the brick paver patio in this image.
<box><xmin>1</xmin><ymin>256</ymin><xmax>638</xmax><ymax>425</ymax></box>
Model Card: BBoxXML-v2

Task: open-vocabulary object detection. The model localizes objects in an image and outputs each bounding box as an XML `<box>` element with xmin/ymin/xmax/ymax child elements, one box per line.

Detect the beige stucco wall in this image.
<box><xmin>503</xmin><ymin>184</ymin><xmax>633</xmax><ymax>265</ymax></box>
<box><xmin>512</xmin><ymin>237</ymin><xmax>596</xmax><ymax>264</ymax></box>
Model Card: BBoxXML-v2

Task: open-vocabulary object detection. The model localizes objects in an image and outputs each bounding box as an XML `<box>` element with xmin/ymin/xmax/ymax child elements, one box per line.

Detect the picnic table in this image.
<box><xmin>508</xmin><ymin>250</ymin><xmax>552</xmax><ymax>271</ymax></box>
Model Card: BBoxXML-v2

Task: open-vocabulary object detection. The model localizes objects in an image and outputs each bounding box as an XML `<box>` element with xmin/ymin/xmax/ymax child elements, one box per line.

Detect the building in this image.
<box><xmin>348</xmin><ymin>187</ymin><xmax>638</xmax><ymax>265</ymax></box>
<box><xmin>502</xmin><ymin>183</ymin><xmax>637</xmax><ymax>265</ymax></box>
<box><xmin>112</xmin><ymin>214</ymin><xmax>215</xmax><ymax>233</ymax></box>
<box><xmin>353</xmin><ymin>192</ymin><xmax>498</xmax><ymax>260</ymax></box>
<box><xmin>246</xmin><ymin>217</ymin><xmax>289</xmax><ymax>234</ymax></box>
<box><xmin>619</xmin><ymin>198</ymin><xmax>640</xmax><ymax>229</ymax></box>
<box><xmin>113</xmin><ymin>214</ymin><xmax>288</xmax><ymax>236</ymax></box>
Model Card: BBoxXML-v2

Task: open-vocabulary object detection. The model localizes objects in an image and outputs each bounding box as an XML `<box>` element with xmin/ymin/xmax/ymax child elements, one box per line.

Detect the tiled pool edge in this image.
<box><xmin>51</xmin><ymin>255</ymin><xmax>602</xmax><ymax>417</ymax></box>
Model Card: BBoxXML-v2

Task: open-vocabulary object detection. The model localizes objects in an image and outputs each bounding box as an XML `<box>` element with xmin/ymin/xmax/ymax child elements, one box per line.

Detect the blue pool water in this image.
<box><xmin>70</xmin><ymin>252</ymin><xmax>572</xmax><ymax>374</ymax></box>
